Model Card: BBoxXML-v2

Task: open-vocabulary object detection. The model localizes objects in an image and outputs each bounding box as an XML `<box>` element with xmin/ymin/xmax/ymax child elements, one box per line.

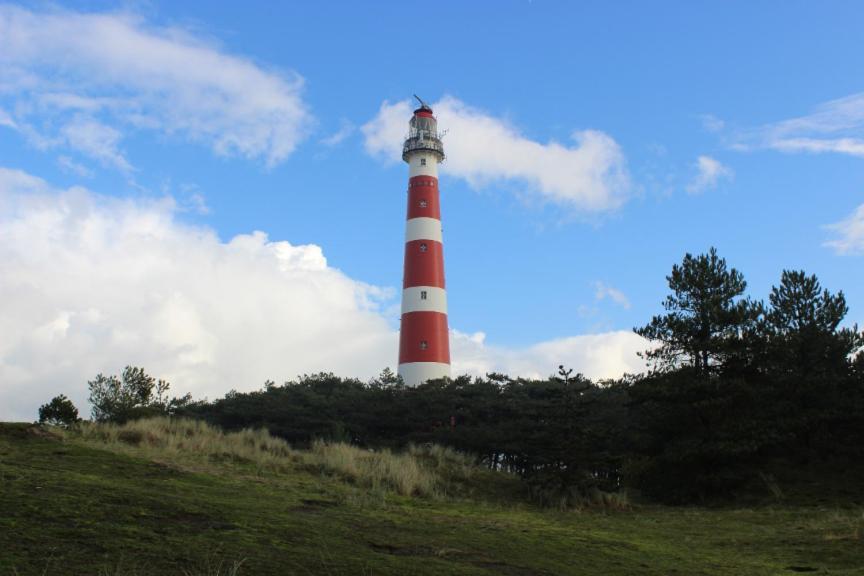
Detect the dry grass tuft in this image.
<box><xmin>308</xmin><ymin>440</ymin><xmax>438</xmax><ymax>497</ymax></box>
<box><xmin>61</xmin><ymin>418</ymin><xmax>485</xmax><ymax>500</ymax></box>
<box><xmin>66</xmin><ymin>417</ymin><xmax>296</xmax><ymax>473</ymax></box>
<box><xmin>529</xmin><ymin>482</ymin><xmax>630</xmax><ymax>511</ymax></box>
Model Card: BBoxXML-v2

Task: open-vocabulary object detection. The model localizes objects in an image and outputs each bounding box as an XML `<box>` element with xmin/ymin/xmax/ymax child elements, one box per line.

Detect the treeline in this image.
<box><xmin>42</xmin><ymin>248</ymin><xmax>864</xmax><ymax>504</ymax></box>
<box><xmin>178</xmin><ymin>248</ymin><xmax>864</xmax><ymax>503</ymax></box>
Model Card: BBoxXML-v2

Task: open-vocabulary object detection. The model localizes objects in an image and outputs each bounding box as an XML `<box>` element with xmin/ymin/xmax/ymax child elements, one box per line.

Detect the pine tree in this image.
<box><xmin>635</xmin><ymin>247</ymin><xmax>759</xmax><ymax>375</ymax></box>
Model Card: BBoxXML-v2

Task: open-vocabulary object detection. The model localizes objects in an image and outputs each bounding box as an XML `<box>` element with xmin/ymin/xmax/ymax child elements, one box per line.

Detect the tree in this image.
<box><xmin>765</xmin><ymin>270</ymin><xmax>862</xmax><ymax>376</ymax></box>
<box><xmin>370</xmin><ymin>367</ymin><xmax>402</xmax><ymax>388</ymax></box>
<box><xmin>88</xmin><ymin>366</ymin><xmax>191</xmax><ymax>423</ymax></box>
<box><xmin>38</xmin><ymin>395</ymin><xmax>80</xmax><ymax>427</ymax></box>
<box><xmin>635</xmin><ymin>247</ymin><xmax>759</xmax><ymax>375</ymax></box>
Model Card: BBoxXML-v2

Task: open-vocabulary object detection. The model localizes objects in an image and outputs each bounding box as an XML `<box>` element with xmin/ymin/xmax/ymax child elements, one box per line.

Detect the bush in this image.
<box><xmin>88</xmin><ymin>366</ymin><xmax>192</xmax><ymax>423</ymax></box>
<box><xmin>38</xmin><ymin>395</ymin><xmax>80</xmax><ymax>427</ymax></box>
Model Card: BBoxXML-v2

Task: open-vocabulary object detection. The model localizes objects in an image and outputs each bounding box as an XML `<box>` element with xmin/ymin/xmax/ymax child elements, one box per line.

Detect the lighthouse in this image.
<box><xmin>398</xmin><ymin>96</ymin><xmax>451</xmax><ymax>386</ymax></box>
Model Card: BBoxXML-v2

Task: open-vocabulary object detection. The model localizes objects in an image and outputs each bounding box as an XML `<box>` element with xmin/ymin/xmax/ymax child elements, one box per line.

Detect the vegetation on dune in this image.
<box><xmin>87</xmin><ymin>366</ymin><xmax>192</xmax><ymax>424</ymax></box>
<box><xmin>2</xmin><ymin>421</ymin><xmax>864</xmax><ymax>575</ymax></box>
<box><xmin>62</xmin><ymin>417</ymin><xmax>505</xmax><ymax>500</ymax></box>
<box><xmin>173</xmin><ymin>249</ymin><xmax>864</xmax><ymax>504</ymax></box>
<box><xmin>37</xmin><ymin>394</ymin><xmax>80</xmax><ymax>428</ymax></box>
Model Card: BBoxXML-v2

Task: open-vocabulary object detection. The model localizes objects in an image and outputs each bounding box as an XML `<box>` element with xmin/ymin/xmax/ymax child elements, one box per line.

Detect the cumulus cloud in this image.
<box><xmin>0</xmin><ymin>167</ymin><xmax>394</xmax><ymax>421</ymax></box>
<box><xmin>362</xmin><ymin>96</ymin><xmax>630</xmax><ymax>212</ymax></box>
<box><xmin>686</xmin><ymin>155</ymin><xmax>733</xmax><ymax>194</ymax></box>
<box><xmin>593</xmin><ymin>281</ymin><xmax>631</xmax><ymax>309</ymax></box>
<box><xmin>0</xmin><ymin>5</ymin><xmax>312</xmax><ymax>168</ymax></box>
<box><xmin>0</xmin><ymin>167</ymin><xmax>646</xmax><ymax>421</ymax></box>
<box><xmin>451</xmin><ymin>330</ymin><xmax>646</xmax><ymax>381</ymax></box>
<box><xmin>824</xmin><ymin>204</ymin><xmax>864</xmax><ymax>255</ymax></box>
<box><xmin>736</xmin><ymin>92</ymin><xmax>864</xmax><ymax>158</ymax></box>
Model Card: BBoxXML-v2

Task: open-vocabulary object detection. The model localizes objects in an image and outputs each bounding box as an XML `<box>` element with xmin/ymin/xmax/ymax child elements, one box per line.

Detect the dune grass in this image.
<box><xmin>67</xmin><ymin>417</ymin><xmax>298</xmax><ymax>470</ymax></box>
<box><xmin>61</xmin><ymin>417</ymin><xmax>495</xmax><ymax>499</ymax></box>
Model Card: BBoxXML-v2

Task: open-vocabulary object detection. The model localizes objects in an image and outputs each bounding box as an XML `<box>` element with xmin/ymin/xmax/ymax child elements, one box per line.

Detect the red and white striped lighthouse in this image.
<box><xmin>398</xmin><ymin>96</ymin><xmax>451</xmax><ymax>386</ymax></box>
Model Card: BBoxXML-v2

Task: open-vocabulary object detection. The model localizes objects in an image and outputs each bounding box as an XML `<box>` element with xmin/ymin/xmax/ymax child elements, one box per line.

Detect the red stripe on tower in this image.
<box><xmin>403</xmin><ymin>240</ymin><xmax>445</xmax><ymax>289</ymax></box>
<box><xmin>397</xmin><ymin>96</ymin><xmax>451</xmax><ymax>386</ymax></box>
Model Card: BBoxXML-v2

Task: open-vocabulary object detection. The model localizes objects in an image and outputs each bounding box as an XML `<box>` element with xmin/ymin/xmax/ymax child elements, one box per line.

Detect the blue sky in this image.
<box><xmin>1</xmin><ymin>1</ymin><xmax>862</xmax><ymax>419</ymax></box>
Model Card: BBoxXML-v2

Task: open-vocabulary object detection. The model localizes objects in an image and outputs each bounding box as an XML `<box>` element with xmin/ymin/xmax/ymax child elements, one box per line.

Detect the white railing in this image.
<box><xmin>402</xmin><ymin>136</ymin><xmax>445</xmax><ymax>161</ymax></box>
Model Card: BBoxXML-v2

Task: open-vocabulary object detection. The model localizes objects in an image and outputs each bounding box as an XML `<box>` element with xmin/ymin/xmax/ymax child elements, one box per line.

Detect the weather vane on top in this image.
<box><xmin>413</xmin><ymin>94</ymin><xmax>432</xmax><ymax>111</ymax></box>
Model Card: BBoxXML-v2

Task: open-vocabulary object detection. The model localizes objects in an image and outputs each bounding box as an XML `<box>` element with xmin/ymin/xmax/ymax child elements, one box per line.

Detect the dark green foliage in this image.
<box><xmin>182</xmin><ymin>370</ymin><xmax>630</xmax><ymax>501</ymax></box>
<box><xmin>37</xmin><ymin>394</ymin><xmax>80</xmax><ymax>427</ymax></box>
<box><xmin>764</xmin><ymin>270</ymin><xmax>862</xmax><ymax>377</ymax></box>
<box><xmin>635</xmin><ymin>247</ymin><xmax>761</xmax><ymax>375</ymax></box>
<box><xmin>88</xmin><ymin>366</ymin><xmax>192</xmax><ymax>423</ymax></box>
<box><xmin>627</xmin><ymin>250</ymin><xmax>864</xmax><ymax>501</ymax></box>
<box><xmin>626</xmin><ymin>370</ymin><xmax>777</xmax><ymax>502</ymax></box>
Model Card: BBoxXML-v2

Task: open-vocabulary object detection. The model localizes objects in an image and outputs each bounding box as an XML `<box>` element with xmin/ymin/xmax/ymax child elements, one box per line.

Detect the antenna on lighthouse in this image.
<box><xmin>413</xmin><ymin>94</ymin><xmax>432</xmax><ymax>111</ymax></box>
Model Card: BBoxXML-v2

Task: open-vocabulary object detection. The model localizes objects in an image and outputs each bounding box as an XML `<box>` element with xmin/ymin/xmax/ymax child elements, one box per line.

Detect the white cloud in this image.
<box><xmin>593</xmin><ymin>281</ymin><xmax>631</xmax><ymax>309</ymax></box>
<box><xmin>769</xmin><ymin>137</ymin><xmax>864</xmax><ymax>157</ymax></box>
<box><xmin>737</xmin><ymin>93</ymin><xmax>864</xmax><ymax>158</ymax></box>
<box><xmin>60</xmin><ymin>116</ymin><xmax>132</xmax><ymax>172</ymax></box>
<box><xmin>184</xmin><ymin>192</ymin><xmax>210</xmax><ymax>215</ymax></box>
<box><xmin>0</xmin><ymin>105</ymin><xmax>15</xmax><ymax>128</ymax></box>
<box><xmin>700</xmin><ymin>114</ymin><xmax>725</xmax><ymax>133</ymax></box>
<box><xmin>362</xmin><ymin>100</ymin><xmax>412</xmax><ymax>161</ymax></box>
<box><xmin>451</xmin><ymin>330</ymin><xmax>646</xmax><ymax>382</ymax></box>
<box><xmin>0</xmin><ymin>168</ymin><xmax>393</xmax><ymax>421</ymax></box>
<box><xmin>320</xmin><ymin>120</ymin><xmax>355</xmax><ymax>147</ymax></box>
<box><xmin>0</xmin><ymin>5</ymin><xmax>312</xmax><ymax>168</ymax></box>
<box><xmin>686</xmin><ymin>155</ymin><xmax>733</xmax><ymax>194</ymax></box>
<box><xmin>0</xmin><ymin>167</ymin><xmax>646</xmax><ymax>421</ymax></box>
<box><xmin>57</xmin><ymin>156</ymin><xmax>93</xmax><ymax>178</ymax></box>
<box><xmin>362</xmin><ymin>96</ymin><xmax>630</xmax><ymax>212</ymax></box>
<box><xmin>824</xmin><ymin>203</ymin><xmax>864</xmax><ymax>255</ymax></box>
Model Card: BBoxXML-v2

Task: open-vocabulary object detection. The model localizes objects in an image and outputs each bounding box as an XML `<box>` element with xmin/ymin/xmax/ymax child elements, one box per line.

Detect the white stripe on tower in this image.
<box><xmin>398</xmin><ymin>99</ymin><xmax>451</xmax><ymax>386</ymax></box>
<box><xmin>409</xmin><ymin>152</ymin><xmax>438</xmax><ymax>178</ymax></box>
<box><xmin>404</xmin><ymin>217</ymin><xmax>443</xmax><ymax>243</ymax></box>
<box><xmin>398</xmin><ymin>362</ymin><xmax>451</xmax><ymax>388</ymax></box>
<box><xmin>401</xmin><ymin>287</ymin><xmax>448</xmax><ymax>314</ymax></box>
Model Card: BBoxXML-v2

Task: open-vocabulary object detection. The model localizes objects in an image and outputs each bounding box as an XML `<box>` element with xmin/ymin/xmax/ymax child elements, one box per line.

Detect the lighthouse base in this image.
<box><xmin>398</xmin><ymin>362</ymin><xmax>450</xmax><ymax>387</ymax></box>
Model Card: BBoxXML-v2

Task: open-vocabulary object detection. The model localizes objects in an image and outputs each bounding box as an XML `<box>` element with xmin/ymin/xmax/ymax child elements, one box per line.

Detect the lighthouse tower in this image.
<box><xmin>398</xmin><ymin>96</ymin><xmax>451</xmax><ymax>386</ymax></box>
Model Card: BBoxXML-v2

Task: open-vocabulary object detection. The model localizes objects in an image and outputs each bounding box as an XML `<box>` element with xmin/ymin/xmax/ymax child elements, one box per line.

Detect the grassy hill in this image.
<box><xmin>1</xmin><ymin>420</ymin><xmax>862</xmax><ymax>575</ymax></box>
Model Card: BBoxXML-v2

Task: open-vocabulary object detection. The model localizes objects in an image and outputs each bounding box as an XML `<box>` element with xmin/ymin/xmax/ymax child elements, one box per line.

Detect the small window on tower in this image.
<box><xmin>420</xmin><ymin>158</ymin><xmax>427</xmax><ymax>166</ymax></box>
<box><xmin>420</xmin><ymin>340</ymin><xmax>428</xmax><ymax>350</ymax></box>
<box><xmin>419</xmin><ymin>199</ymin><xmax>427</xmax><ymax>208</ymax></box>
<box><xmin>420</xmin><ymin>290</ymin><xmax>427</xmax><ymax>300</ymax></box>
<box><xmin>419</xmin><ymin>243</ymin><xmax>428</xmax><ymax>253</ymax></box>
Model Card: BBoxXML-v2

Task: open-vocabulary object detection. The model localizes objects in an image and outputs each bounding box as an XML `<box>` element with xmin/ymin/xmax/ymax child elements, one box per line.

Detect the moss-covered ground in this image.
<box><xmin>1</xmin><ymin>422</ymin><xmax>862</xmax><ymax>575</ymax></box>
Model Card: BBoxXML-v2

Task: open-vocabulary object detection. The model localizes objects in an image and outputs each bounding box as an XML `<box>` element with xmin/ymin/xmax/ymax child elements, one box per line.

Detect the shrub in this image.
<box><xmin>88</xmin><ymin>366</ymin><xmax>192</xmax><ymax>423</ymax></box>
<box><xmin>38</xmin><ymin>394</ymin><xmax>80</xmax><ymax>427</ymax></box>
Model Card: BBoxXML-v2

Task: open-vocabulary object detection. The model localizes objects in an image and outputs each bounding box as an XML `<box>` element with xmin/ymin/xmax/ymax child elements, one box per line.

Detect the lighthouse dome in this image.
<box><xmin>403</xmin><ymin>107</ymin><xmax>444</xmax><ymax>162</ymax></box>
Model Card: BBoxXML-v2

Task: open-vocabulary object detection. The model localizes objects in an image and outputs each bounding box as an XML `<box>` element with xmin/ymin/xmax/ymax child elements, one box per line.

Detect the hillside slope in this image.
<box><xmin>1</xmin><ymin>422</ymin><xmax>862</xmax><ymax>575</ymax></box>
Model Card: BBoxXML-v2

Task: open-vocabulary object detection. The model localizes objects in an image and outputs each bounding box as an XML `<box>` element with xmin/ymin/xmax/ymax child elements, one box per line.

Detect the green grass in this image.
<box><xmin>1</xmin><ymin>421</ymin><xmax>863</xmax><ymax>575</ymax></box>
